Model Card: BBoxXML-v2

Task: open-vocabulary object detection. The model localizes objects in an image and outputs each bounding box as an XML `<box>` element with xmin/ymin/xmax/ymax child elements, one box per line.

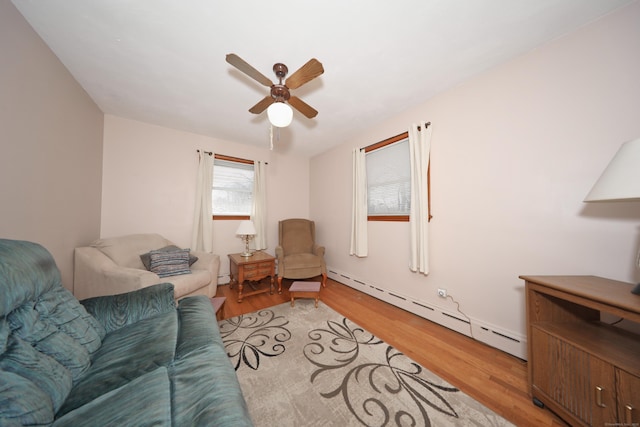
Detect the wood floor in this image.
<box><xmin>216</xmin><ymin>277</ymin><xmax>568</xmax><ymax>427</ymax></box>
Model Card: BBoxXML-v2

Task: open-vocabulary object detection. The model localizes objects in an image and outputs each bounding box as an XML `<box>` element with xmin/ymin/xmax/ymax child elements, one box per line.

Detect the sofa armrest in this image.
<box><xmin>275</xmin><ymin>246</ymin><xmax>284</xmax><ymax>261</ymax></box>
<box><xmin>189</xmin><ymin>250</ymin><xmax>220</xmax><ymax>295</ymax></box>
<box><xmin>80</xmin><ymin>283</ymin><xmax>176</xmax><ymax>334</ymax></box>
<box><xmin>74</xmin><ymin>246</ymin><xmax>161</xmax><ymax>300</ymax></box>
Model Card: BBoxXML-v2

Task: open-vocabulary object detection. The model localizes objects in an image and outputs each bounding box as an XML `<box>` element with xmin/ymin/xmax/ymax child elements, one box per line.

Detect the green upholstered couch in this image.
<box><xmin>0</xmin><ymin>239</ymin><xmax>253</xmax><ymax>427</ymax></box>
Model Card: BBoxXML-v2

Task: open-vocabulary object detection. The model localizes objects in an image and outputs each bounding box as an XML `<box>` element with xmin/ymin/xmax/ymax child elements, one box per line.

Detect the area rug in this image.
<box><xmin>218</xmin><ymin>301</ymin><xmax>514</xmax><ymax>427</ymax></box>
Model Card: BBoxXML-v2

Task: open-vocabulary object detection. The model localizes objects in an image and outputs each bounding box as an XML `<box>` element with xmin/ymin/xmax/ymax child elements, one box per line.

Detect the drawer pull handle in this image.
<box><xmin>595</xmin><ymin>386</ymin><xmax>606</xmax><ymax>408</ymax></box>
<box><xmin>626</xmin><ymin>404</ymin><xmax>634</xmax><ymax>425</ymax></box>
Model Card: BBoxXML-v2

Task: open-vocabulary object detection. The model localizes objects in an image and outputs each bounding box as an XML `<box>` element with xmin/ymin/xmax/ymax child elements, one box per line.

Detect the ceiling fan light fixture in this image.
<box><xmin>267</xmin><ymin>102</ymin><xmax>293</xmax><ymax>128</ymax></box>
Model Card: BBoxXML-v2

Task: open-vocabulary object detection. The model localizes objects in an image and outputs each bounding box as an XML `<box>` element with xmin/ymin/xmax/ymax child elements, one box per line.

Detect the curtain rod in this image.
<box><xmin>360</xmin><ymin>121</ymin><xmax>431</xmax><ymax>152</ymax></box>
<box><xmin>196</xmin><ymin>150</ymin><xmax>268</xmax><ymax>165</ymax></box>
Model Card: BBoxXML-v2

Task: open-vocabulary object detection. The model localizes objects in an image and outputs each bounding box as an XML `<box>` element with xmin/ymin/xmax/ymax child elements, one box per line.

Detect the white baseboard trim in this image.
<box><xmin>327</xmin><ymin>266</ymin><xmax>527</xmax><ymax>360</ymax></box>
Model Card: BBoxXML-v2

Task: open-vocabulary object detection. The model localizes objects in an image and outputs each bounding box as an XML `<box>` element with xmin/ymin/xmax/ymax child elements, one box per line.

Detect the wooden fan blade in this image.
<box><xmin>226</xmin><ymin>53</ymin><xmax>273</xmax><ymax>87</ymax></box>
<box><xmin>249</xmin><ymin>96</ymin><xmax>275</xmax><ymax>114</ymax></box>
<box><xmin>285</xmin><ymin>58</ymin><xmax>324</xmax><ymax>90</ymax></box>
<box><xmin>288</xmin><ymin>96</ymin><xmax>318</xmax><ymax>119</ymax></box>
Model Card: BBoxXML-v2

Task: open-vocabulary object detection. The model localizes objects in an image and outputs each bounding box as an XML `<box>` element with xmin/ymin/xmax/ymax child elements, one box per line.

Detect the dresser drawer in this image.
<box><xmin>258</xmin><ymin>262</ymin><xmax>273</xmax><ymax>273</ymax></box>
<box><xmin>244</xmin><ymin>269</ymin><xmax>261</xmax><ymax>279</ymax></box>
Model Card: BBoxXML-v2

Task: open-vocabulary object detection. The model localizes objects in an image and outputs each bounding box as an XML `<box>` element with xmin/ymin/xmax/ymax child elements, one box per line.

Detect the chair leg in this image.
<box><xmin>278</xmin><ymin>276</ymin><xmax>283</xmax><ymax>294</ymax></box>
<box><xmin>321</xmin><ymin>273</ymin><xmax>327</xmax><ymax>287</ymax></box>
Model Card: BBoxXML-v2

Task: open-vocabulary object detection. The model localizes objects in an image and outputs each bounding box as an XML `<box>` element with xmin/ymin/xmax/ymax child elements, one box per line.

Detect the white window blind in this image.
<box><xmin>366</xmin><ymin>138</ymin><xmax>410</xmax><ymax>215</ymax></box>
<box><xmin>212</xmin><ymin>159</ymin><xmax>254</xmax><ymax>215</ymax></box>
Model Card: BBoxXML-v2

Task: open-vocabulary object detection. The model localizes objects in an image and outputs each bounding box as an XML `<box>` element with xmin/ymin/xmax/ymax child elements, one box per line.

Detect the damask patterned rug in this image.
<box><xmin>218</xmin><ymin>301</ymin><xmax>514</xmax><ymax>427</ymax></box>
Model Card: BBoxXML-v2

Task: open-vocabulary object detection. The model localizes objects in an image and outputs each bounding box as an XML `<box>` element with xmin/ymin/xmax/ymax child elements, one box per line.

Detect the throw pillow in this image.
<box><xmin>140</xmin><ymin>245</ymin><xmax>198</xmax><ymax>270</ymax></box>
<box><xmin>149</xmin><ymin>248</ymin><xmax>192</xmax><ymax>278</ymax></box>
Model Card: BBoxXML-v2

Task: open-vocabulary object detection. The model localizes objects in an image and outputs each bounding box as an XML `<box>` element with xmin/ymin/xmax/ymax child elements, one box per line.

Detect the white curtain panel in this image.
<box><xmin>251</xmin><ymin>160</ymin><xmax>268</xmax><ymax>250</ymax></box>
<box><xmin>408</xmin><ymin>122</ymin><xmax>432</xmax><ymax>274</ymax></box>
<box><xmin>350</xmin><ymin>148</ymin><xmax>368</xmax><ymax>257</ymax></box>
<box><xmin>191</xmin><ymin>150</ymin><xmax>214</xmax><ymax>252</ymax></box>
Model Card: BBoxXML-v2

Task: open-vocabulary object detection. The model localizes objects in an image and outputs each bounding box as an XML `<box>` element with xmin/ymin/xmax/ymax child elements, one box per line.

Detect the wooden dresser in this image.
<box><xmin>521</xmin><ymin>275</ymin><xmax>640</xmax><ymax>427</ymax></box>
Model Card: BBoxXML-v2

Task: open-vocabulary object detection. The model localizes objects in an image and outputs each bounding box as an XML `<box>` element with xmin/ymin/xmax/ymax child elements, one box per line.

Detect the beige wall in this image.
<box><xmin>310</xmin><ymin>1</ymin><xmax>640</xmax><ymax>356</ymax></box>
<box><xmin>0</xmin><ymin>1</ymin><xmax>104</xmax><ymax>290</ymax></box>
<box><xmin>101</xmin><ymin>115</ymin><xmax>310</xmax><ymax>282</ymax></box>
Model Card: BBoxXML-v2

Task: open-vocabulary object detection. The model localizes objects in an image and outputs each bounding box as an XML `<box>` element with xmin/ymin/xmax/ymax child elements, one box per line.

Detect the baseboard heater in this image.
<box><xmin>327</xmin><ymin>267</ymin><xmax>527</xmax><ymax>359</ymax></box>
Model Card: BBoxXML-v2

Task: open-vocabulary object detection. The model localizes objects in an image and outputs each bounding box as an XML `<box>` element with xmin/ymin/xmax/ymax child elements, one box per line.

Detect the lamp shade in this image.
<box><xmin>267</xmin><ymin>102</ymin><xmax>293</xmax><ymax>128</ymax></box>
<box><xmin>236</xmin><ymin>220</ymin><xmax>256</xmax><ymax>235</ymax></box>
<box><xmin>584</xmin><ymin>137</ymin><xmax>640</xmax><ymax>202</ymax></box>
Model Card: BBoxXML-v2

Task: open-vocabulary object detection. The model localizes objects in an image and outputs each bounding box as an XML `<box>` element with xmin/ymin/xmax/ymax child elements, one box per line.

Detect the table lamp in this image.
<box><xmin>584</xmin><ymin>137</ymin><xmax>640</xmax><ymax>294</ymax></box>
<box><xmin>236</xmin><ymin>220</ymin><xmax>256</xmax><ymax>257</ymax></box>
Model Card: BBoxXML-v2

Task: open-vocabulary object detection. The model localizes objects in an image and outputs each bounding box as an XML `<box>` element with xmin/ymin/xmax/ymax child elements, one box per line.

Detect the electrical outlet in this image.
<box><xmin>437</xmin><ymin>288</ymin><xmax>447</xmax><ymax>298</ymax></box>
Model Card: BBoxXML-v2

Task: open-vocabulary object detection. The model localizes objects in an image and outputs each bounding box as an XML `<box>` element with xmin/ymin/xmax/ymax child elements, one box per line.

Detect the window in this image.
<box><xmin>365</xmin><ymin>132</ymin><xmax>411</xmax><ymax>221</ymax></box>
<box><xmin>212</xmin><ymin>155</ymin><xmax>254</xmax><ymax>219</ymax></box>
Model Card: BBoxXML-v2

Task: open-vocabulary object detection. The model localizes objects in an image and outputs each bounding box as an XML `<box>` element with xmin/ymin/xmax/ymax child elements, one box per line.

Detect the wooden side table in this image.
<box><xmin>228</xmin><ymin>251</ymin><xmax>276</xmax><ymax>303</ymax></box>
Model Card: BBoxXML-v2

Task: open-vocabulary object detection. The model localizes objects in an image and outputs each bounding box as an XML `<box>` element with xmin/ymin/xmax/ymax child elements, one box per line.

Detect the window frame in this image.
<box><xmin>364</xmin><ymin>131</ymin><xmax>431</xmax><ymax>222</ymax></box>
<box><xmin>212</xmin><ymin>154</ymin><xmax>254</xmax><ymax>221</ymax></box>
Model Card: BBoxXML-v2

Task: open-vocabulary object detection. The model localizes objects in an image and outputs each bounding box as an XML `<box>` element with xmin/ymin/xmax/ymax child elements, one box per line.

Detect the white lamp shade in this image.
<box><xmin>267</xmin><ymin>102</ymin><xmax>293</xmax><ymax>128</ymax></box>
<box><xmin>236</xmin><ymin>220</ymin><xmax>256</xmax><ymax>235</ymax></box>
<box><xmin>584</xmin><ymin>137</ymin><xmax>640</xmax><ymax>202</ymax></box>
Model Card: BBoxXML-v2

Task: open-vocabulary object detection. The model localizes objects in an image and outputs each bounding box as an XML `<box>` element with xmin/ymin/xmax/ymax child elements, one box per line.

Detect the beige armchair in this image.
<box><xmin>275</xmin><ymin>219</ymin><xmax>327</xmax><ymax>289</ymax></box>
<box><xmin>74</xmin><ymin>233</ymin><xmax>220</xmax><ymax>301</ymax></box>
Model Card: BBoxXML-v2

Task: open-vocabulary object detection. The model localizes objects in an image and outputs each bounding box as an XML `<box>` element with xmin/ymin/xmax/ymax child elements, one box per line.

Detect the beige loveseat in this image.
<box><xmin>74</xmin><ymin>233</ymin><xmax>219</xmax><ymax>301</ymax></box>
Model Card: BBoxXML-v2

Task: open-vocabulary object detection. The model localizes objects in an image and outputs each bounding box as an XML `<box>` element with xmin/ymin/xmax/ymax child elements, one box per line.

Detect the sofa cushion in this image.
<box><xmin>81</xmin><ymin>282</ymin><xmax>176</xmax><ymax>334</ymax></box>
<box><xmin>8</xmin><ymin>303</ymin><xmax>91</xmax><ymax>381</ymax></box>
<box><xmin>0</xmin><ymin>334</ymin><xmax>72</xmax><ymax>412</ymax></box>
<box><xmin>0</xmin><ymin>371</ymin><xmax>55</xmax><ymax>426</ymax></box>
<box><xmin>149</xmin><ymin>248</ymin><xmax>192</xmax><ymax>278</ymax></box>
<box><xmin>140</xmin><ymin>245</ymin><xmax>199</xmax><ymax>270</ymax></box>
<box><xmin>91</xmin><ymin>233</ymin><xmax>170</xmax><ymax>269</ymax></box>
<box><xmin>35</xmin><ymin>286</ymin><xmax>106</xmax><ymax>351</ymax></box>
<box><xmin>0</xmin><ymin>239</ymin><xmax>63</xmax><ymax>317</ymax></box>
<box><xmin>57</xmin><ymin>310</ymin><xmax>178</xmax><ymax>417</ymax></box>
<box><xmin>171</xmin><ymin>296</ymin><xmax>253</xmax><ymax>427</ymax></box>
<box><xmin>53</xmin><ymin>367</ymin><xmax>171</xmax><ymax>427</ymax></box>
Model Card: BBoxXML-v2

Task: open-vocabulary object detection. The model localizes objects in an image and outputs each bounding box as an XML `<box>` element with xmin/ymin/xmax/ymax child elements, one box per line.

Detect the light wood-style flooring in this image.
<box><xmin>216</xmin><ymin>277</ymin><xmax>568</xmax><ymax>427</ymax></box>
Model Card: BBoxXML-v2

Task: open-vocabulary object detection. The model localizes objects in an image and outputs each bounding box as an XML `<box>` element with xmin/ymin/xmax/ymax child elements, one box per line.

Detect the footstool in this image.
<box><xmin>289</xmin><ymin>281</ymin><xmax>321</xmax><ymax>308</ymax></box>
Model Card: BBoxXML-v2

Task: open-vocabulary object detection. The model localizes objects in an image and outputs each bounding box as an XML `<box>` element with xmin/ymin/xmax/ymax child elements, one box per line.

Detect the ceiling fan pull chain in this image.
<box><xmin>270</xmin><ymin>124</ymin><xmax>274</xmax><ymax>150</ymax></box>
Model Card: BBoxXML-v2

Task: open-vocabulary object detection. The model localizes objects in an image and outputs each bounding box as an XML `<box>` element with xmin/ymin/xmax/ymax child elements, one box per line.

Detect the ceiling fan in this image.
<box><xmin>226</xmin><ymin>53</ymin><xmax>324</xmax><ymax>127</ymax></box>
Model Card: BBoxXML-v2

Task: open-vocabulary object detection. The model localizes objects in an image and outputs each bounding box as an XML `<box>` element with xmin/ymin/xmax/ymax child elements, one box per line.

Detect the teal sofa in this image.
<box><xmin>0</xmin><ymin>239</ymin><xmax>253</xmax><ymax>426</ymax></box>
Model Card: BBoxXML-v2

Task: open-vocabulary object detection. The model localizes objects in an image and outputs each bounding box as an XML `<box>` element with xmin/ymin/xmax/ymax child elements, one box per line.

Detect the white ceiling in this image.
<box><xmin>13</xmin><ymin>0</ymin><xmax>634</xmax><ymax>157</ymax></box>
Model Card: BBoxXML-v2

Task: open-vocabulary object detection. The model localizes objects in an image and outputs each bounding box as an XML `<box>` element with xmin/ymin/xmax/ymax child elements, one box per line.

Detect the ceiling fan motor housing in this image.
<box><xmin>271</xmin><ymin>84</ymin><xmax>290</xmax><ymax>102</ymax></box>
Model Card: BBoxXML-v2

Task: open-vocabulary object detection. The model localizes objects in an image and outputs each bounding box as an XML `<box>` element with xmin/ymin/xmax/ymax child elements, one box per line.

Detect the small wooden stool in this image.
<box><xmin>210</xmin><ymin>297</ymin><xmax>226</xmax><ymax>321</ymax></box>
<box><xmin>289</xmin><ymin>281</ymin><xmax>321</xmax><ymax>308</ymax></box>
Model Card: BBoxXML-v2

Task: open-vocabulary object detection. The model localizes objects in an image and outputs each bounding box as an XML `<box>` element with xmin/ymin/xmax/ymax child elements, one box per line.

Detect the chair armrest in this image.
<box><xmin>313</xmin><ymin>245</ymin><xmax>325</xmax><ymax>257</ymax></box>
<box><xmin>80</xmin><ymin>283</ymin><xmax>176</xmax><ymax>334</ymax></box>
<box><xmin>74</xmin><ymin>246</ymin><xmax>160</xmax><ymax>300</ymax></box>
<box><xmin>275</xmin><ymin>246</ymin><xmax>284</xmax><ymax>261</ymax></box>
